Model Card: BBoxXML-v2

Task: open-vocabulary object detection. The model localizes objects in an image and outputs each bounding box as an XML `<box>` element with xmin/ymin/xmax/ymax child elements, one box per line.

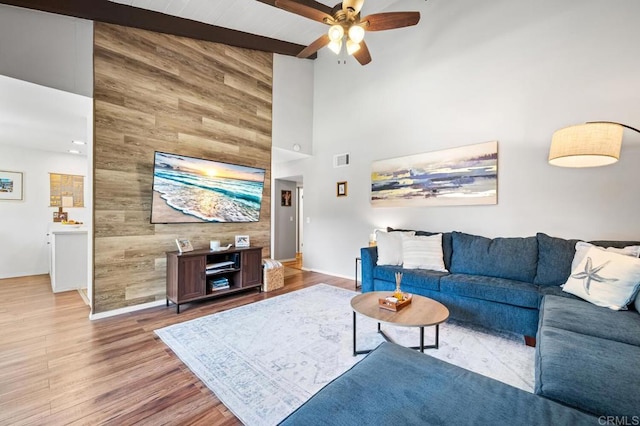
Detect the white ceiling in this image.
<box><xmin>0</xmin><ymin>75</ymin><xmax>92</xmax><ymax>156</ymax></box>
<box><xmin>108</xmin><ymin>0</ymin><xmax>407</xmax><ymax>47</ymax></box>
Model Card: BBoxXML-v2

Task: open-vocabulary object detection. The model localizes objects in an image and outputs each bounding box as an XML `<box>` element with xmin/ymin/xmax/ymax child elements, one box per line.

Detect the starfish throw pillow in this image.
<box><xmin>563</xmin><ymin>246</ymin><xmax>640</xmax><ymax>310</ymax></box>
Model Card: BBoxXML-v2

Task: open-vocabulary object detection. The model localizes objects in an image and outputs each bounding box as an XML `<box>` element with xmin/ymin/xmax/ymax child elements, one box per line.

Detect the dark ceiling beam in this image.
<box><xmin>256</xmin><ymin>0</ymin><xmax>334</xmax><ymax>15</ymax></box>
<box><xmin>0</xmin><ymin>0</ymin><xmax>315</xmax><ymax>58</ymax></box>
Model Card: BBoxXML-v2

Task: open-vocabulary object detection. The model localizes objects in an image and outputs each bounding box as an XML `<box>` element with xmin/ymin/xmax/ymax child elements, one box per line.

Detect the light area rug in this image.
<box><xmin>155</xmin><ymin>284</ymin><xmax>535</xmax><ymax>426</ymax></box>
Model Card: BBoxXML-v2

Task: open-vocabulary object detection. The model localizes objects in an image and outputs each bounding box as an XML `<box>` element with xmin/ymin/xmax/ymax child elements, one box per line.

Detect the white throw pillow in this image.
<box><xmin>563</xmin><ymin>246</ymin><xmax>640</xmax><ymax>310</ymax></box>
<box><xmin>402</xmin><ymin>234</ymin><xmax>448</xmax><ymax>272</ymax></box>
<box><xmin>376</xmin><ymin>230</ymin><xmax>415</xmax><ymax>266</ymax></box>
<box><xmin>571</xmin><ymin>241</ymin><xmax>640</xmax><ymax>271</ymax></box>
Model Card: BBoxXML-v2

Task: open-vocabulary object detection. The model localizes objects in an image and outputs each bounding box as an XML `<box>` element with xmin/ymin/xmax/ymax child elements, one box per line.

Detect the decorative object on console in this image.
<box><xmin>273</xmin><ymin>0</ymin><xmax>420</xmax><ymax>66</ymax></box>
<box><xmin>549</xmin><ymin>121</ymin><xmax>640</xmax><ymax>168</ymax></box>
<box><xmin>336</xmin><ymin>181</ymin><xmax>347</xmax><ymax>197</ymax></box>
<box><xmin>235</xmin><ymin>235</ymin><xmax>250</xmax><ymax>248</ymax></box>
<box><xmin>175</xmin><ymin>238</ymin><xmax>194</xmax><ymax>253</ymax></box>
<box><xmin>0</xmin><ymin>170</ymin><xmax>23</xmax><ymax>201</ymax></box>
<box><xmin>562</xmin><ymin>246</ymin><xmax>640</xmax><ymax>310</ymax></box>
<box><xmin>371</xmin><ymin>141</ymin><xmax>498</xmax><ymax>208</ymax></box>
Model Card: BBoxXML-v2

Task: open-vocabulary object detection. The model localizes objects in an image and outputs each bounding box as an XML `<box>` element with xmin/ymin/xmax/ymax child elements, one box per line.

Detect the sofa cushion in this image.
<box><xmin>373</xmin><ymin>265</ymin><xmax>444</xmax><ymax>292</ymax></box>
<box><xmin>389</xmin><ymin>227</ymin><xmax>453</xmax><ymax>271</ymax></box>
<box><xmin>534</xmin><ymin>233</ymin><xmax>580</xmax><ymax>286</ymax></box>
<box><xmin>562</xmin><ymin>246</ymin><xmax>640</xmax><ymax>310</ymax></box>
<box><xmin>440</xmin><ymin>274</ymin><xmax>540</xmax><ymax>309</ymax></box>
<box><xmin>538</xmin><ymin>285</ymin><xmax>579</xmax><ymax>301</ymax></box>
<box><xmin>535</xmin><ymin>326</ymin><xmax>640</xmax><ymax>416</ymax></box>
<box><xmin>450</xmin><ymin>232</ymin><xmax>538</xmax><ymax>283</ymax></box>
<box><xmin>540</xmin><ymin>295</ymin><xmax>640</xmax><ymax>347</ymax></box>
<box><xmin>281</xmin><ymin>342</ymin><xmax>595</xmax><ymax>426</ymax></box>
<box><xmin>401</xmin><ymin>233</ymin><xmax>447</xmax><ymax>271</ymax></box>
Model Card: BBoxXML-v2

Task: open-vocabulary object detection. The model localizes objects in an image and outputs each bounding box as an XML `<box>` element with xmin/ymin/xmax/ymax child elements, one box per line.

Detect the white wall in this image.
<box><xmin>0</xmin><ymin>145</ymin><xmax>90</xmax><ymax>278</ymax></box>
<box><xmin>290</xmin><ymin>0</ymin><xmax>640</xmax><ymax>279</ymax></box>
<box><xmin>272</xmin><ymin>54</ymin><xmax>314</xmax><ymax>155</ymax></box>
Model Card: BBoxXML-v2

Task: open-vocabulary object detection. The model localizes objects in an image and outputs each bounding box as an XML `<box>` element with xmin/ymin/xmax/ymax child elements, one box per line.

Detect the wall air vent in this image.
<box><xmin>333</xmin><ymin>153</ymin><xmax>350</xmax><ymax>168</ymax></box>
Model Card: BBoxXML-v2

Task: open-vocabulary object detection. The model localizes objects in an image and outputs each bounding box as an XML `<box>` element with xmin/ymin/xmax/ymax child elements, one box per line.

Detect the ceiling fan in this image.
<box><xmin>274</xmin><ymin>0</ymin><xmax>420</xmax><ymax>65</ymax></box>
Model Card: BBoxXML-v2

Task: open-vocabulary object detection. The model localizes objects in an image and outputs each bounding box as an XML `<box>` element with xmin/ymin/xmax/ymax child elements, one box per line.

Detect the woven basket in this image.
<box><xmin>263</xmin><ymin>265</ymin><xmax>284</xmax><ymax>292</ymax></box>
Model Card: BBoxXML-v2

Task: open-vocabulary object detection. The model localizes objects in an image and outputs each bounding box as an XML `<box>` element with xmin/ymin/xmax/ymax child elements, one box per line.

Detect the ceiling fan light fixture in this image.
<box><xmin>328</xmin><ymin>39</ymin><xmax>343</xmax><ymax>54</ymax></box>
<box><xmin>346</xmin><ymin>39</ymin><xmax>361</xmax><ymax>55</ymax></box>
<box><xmin>348</xmin><ymin>25</ymin><xmax>365</xmax><ymax>44</ymax></box>
<box><xmin>328</xmin><ymin>24</ymin><xmax>344</xmax><ymax>42</ymax></box>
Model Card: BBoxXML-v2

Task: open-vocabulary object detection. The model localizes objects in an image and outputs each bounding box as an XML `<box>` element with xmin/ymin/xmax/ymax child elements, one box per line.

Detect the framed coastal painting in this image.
<box><xmin>371</xmin><ymin>141</ymin><xmax>498</xmax><ymax>207</ymax></box>
<box><xmin>0</xmin><ymin>170</ymin><xmax>23</xmax><ymax>201</ymax></box>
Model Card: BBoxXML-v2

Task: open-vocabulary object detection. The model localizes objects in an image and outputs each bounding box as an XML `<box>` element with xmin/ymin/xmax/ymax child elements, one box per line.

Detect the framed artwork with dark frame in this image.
<box><xmin>337</xmin><ymin>181</ymin><xmax>347</xmax><ymax>197</ymax></box>
<box><xmin>0</xmin><ymin>170</ymin><xmax>23</xmax><ymax>201</ymax></box>
<box><xmin>281</xmin><ymin>190</ymin><xmax>292</xmax><ymax>206</ymax></box>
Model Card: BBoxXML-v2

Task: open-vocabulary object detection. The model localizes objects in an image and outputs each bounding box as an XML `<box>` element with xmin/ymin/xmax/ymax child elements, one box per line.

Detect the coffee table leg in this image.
<box><xmin>435</xmin><ymin>324</ymin><xmax>439</xmax><ymax>349</ymax></box>
<box><xmin>420</xmin><ymin>327</ymin><xmax>424</xmax><ymax>353</ymax></box>
<box><xmin>352</xmin><ymin>311</ymin><xmax>357</xmax><ymax>356</ymax></box>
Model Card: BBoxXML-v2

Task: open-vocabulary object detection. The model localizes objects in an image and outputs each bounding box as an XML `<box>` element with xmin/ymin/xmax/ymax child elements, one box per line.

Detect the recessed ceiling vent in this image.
<box><xmin>333</xmin><ymin>153</ymin><xmax>350</xmax><ymax>168</ymax></box>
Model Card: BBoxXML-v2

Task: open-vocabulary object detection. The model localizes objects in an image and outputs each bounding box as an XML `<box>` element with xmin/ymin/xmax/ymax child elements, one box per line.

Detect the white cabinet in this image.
<box><xmin>48</xmin><ymin>227</ymin><xmax>88</xmax><ymax>293</ymax></box>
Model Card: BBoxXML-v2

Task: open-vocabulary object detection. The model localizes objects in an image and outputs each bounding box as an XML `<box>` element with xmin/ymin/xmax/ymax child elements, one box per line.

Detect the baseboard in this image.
<box><xmin>277</xmin><ymin>258</ymin><xmax>297</xmax><ymax>263</ymax></box>
<box><xmin>302</xmin><ymin>267</ymin><xmax>354</xmax><ymax>282</ymax></box>
<box><xmin>90</xmin><ymin>299</ymin><xmax>166</xmax><ymax>320</ymax></box>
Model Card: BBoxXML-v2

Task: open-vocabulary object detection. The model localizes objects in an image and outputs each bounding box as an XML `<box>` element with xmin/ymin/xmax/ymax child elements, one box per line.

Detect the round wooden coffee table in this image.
<box><xmin>351</xmin><ymin>291</ymin><xmax>449</xmax><ymax>355</ymax></box>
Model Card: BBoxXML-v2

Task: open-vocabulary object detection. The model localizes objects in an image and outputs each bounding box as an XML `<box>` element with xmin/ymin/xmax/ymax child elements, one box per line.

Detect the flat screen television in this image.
<box><xmin>150</xmin><ymin>151</ymin><xmax>266</xmax><ymax>224</ymax></box>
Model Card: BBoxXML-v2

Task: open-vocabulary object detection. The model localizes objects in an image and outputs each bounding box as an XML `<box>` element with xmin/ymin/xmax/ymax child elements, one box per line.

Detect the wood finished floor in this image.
<box><xmin>0</xmin><ymin>270</ymin><xmax>354</xmax><ymax>425</ymax></box>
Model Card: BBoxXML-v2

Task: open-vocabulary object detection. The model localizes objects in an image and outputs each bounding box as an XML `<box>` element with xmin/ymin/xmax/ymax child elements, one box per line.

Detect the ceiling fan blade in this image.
<box><xmin>342</xmin><ymin>0</ymin><xmax>365</xmax><ymax>14</ymax></box>
<box><xmin>275</xmin><ymin>0</ymin><xmax>334</xmax><ymax>24</ymax></box>
<box><xmin>353</xmin><ymin>40</ymin><xmax>372</xmax><ymax>66</ymax></box>
<box><xmin>297</xmin><ymin>34</ymin><xmax>331</xmax><ymax>58</ymax></box>
<box><xmin>360</xmin><ymin>12</ymin><xmax>420</xmax><ymax>31</ymax></box>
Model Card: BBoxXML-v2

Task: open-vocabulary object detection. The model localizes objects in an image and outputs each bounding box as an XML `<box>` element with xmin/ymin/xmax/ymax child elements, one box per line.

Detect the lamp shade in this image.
<box><xmin>549</xmin><ymin>122</ymin><xmax>623</xmax><ymax>167</ymax></box>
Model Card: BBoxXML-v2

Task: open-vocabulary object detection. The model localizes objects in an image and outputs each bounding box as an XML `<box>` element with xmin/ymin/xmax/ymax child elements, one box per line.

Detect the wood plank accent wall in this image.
<box><xmin>93</xmin><ymin>23</ymin><xmax>272</xmax><ymax>314</ymax></box>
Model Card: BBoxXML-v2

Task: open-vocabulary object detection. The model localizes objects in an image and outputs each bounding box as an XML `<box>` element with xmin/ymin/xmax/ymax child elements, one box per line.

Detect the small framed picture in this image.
<box><xmin>337</xmin><ymin>181</ymin><xmax>347</xmax><ymax>197</ymax></box>
<box><xmin>281</xmin><ymin>190</ymin><xmax>292</xmax><ymax>206</ymax></box>
<box><xmin>235</xmin><ymin>235</ymin><xmax>250</xmax><ymax>248</ymax></box>
<box><xmin>176</xmin><ymin>238</ymin><xmax>194</xmax><ymax>253</ymax></box>
<box><xmin>0</xmin><ymin>170</ymin><xmax>23</xmax><ymax>201</ymax></box>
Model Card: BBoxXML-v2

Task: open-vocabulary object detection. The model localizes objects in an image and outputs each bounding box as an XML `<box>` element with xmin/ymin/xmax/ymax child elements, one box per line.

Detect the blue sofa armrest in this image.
<box><xmin>360</xmin><ymin>246</ymin><xmax>377</xmax><ymax>292</ymax></box>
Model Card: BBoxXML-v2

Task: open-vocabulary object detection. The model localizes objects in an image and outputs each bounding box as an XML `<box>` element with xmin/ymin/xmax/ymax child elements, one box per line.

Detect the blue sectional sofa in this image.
<box><xmin>361</xmin><ymin>230</ymin><xmax>639</xmax><ymax>340</ymax></box>
<box><xmin>280</xmin><ymin>342</ymin><xmax>597</xmax><ymax>425</ymax></box>
<box><xmin>344</xmin><ymin>230</ymin><xmax>640</xmax><ymax>419</ymax></box>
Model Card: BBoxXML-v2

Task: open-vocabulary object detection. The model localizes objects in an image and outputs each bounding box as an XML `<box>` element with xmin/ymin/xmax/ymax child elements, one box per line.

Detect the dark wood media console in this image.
<box><xmin>166</xmin><ymin>246</ymin><xmax>262</xmax><ymax>313</ymax></box>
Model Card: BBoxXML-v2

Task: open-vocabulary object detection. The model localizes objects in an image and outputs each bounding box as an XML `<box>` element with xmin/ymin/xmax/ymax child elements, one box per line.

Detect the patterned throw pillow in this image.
<box><xmin>376</xmin><ymin>230</ymin><xmax>415</xmax><ymax>266</ymax></box>
<box><xmin>571</xmin><ymin>241</ymin><xmax>640</xmax><ymax>271</ymax></box>
<box><xmin>401</xmin><ymin>234</ymin><xmax>447</xmax><ymax>271</ymax></box>
<box><xmin>563</xmin><ymin>246</ymin><xmax>640</xmax><ymax>310</ymax></box>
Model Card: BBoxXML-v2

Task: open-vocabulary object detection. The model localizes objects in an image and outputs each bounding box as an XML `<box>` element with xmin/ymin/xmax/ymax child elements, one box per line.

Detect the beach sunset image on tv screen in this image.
<box><xmin>151</xmin><ymin>152</ymin><xmax>266</xmax><ymax>224</ymax></box>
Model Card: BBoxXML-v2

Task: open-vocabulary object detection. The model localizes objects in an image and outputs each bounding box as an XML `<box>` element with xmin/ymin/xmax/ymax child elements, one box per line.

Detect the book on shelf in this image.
<box><xmin>210</xmin><ymin>285</ymin><xmax>230</xmax><ymax>291</ymax></box>
<box><xmin>209</xmin><ymin>277</ymin><xmax>230</xmax><ymax>291</ymax></box>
